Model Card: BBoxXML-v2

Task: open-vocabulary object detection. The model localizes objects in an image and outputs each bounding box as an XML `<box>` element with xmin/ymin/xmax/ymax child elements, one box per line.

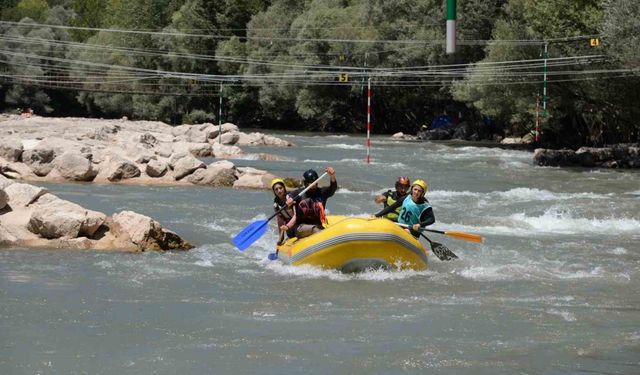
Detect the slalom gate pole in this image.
<box><xmin>366</xmin><ymin>77</ymin><xmax>371</xmax><ymax>164</ymax></box>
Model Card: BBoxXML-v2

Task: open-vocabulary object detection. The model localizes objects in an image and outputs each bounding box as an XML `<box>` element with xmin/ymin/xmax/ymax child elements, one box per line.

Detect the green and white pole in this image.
<box><xmin>446</xmin><ymin>0</ymin><xmax>456</xmax><ymax>54</ymax></box>
<box><xmin>218</xmin><ymin>84</ymin><xmax>223</xmax><ymax>144</ymax></box>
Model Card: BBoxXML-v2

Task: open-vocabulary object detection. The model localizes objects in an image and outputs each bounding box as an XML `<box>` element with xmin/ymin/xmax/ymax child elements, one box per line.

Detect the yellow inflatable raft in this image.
<box><xmin>276</xmin><ymin>216</ymin><xmax>428</xmax><ymax>272</ymax></box>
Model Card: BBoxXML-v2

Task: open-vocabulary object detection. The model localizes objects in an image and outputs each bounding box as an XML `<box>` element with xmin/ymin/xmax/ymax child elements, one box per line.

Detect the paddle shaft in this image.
<box><xmin>269</xmin><ymin>172</ymin><xmax>329</xmax><ymax>221</ymax></box>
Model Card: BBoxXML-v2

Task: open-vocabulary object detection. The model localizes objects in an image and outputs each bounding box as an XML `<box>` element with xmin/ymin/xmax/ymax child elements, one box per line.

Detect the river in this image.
<box><xmin>1</xmin><ymin>133</ymin><xmax>639</xmax><ymax>374</ymax></box>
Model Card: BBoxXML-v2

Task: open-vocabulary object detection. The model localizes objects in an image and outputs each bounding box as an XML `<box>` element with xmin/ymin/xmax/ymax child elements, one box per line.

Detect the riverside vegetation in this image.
<box><xmin>0</xmin><ymin>0</ymin><xmax>638</xmax><ymax>150</ymax></box>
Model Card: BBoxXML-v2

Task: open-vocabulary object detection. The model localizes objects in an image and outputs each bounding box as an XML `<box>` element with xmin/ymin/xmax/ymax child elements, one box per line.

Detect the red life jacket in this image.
<box><xmin>297</xmin><ymin>198</ymin><xmax>327</xmax><ymax>226</ymax></box>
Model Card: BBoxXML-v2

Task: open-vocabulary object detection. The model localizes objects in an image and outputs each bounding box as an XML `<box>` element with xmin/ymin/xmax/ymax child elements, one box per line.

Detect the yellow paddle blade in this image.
<box><xmin>444</xmin><ymin>231</ymin><xmax>483</xmax><ymax>243</ymax></box>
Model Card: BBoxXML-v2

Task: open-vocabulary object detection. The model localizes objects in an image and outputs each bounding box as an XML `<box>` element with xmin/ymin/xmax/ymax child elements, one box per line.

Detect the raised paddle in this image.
<box><xmin>232</xmin><ymin>172</ymin><xmax>328</xmax><ymax>251</ymax></box>
<box><xmin>396</xmin><ymin>223</ymin><xmax>458</xmax><ymax>261</ymax></box>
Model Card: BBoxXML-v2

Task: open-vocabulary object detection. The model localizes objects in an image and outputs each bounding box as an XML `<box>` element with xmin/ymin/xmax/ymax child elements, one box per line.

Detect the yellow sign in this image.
<box><xmin>589</xmin><ymin>38</ymin><xmax>600</xmax><ymax>47</ymax></box>
<box><xmin>339</xmin><ymin>73</ymin><xmax>348</xmax><ymax>82</ymax></box>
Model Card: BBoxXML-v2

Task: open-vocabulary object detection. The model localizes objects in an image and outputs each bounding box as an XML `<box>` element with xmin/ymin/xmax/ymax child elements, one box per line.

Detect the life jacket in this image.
<box><xmin>383</xmin><ymin>190</ymin><xmax>402</xmax><ymax>221</ymax></box>
<box><xmin>296</xmin><ymin>197</ymin><xmax>327</xmax><ymax>227</ymax></box>
<box><xmin>273</xmin><ymin>197</ymin><xmax>295</xmax><ymax>237</ymax></box>
<box><xmin>398</xmin><ymin>197</ymin><xmax>431</xmax><ymax>226</ymax></box>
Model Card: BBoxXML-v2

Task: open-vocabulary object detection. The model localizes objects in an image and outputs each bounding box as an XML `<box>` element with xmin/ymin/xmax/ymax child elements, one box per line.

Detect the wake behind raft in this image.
<box><xmin>274</xmin><ymin>216</ymin><xmax>429</xmax><ymax>273</ymax></box>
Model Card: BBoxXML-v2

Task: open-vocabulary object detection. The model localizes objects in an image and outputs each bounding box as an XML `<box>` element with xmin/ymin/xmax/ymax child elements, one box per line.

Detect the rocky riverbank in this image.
<box><xmin>0</xmin><ymin>115</ymin><xmax>295</xmax><ymax>189</ymax></box>
<box><xmin>533</xmin><ymin>145</ymin><xmax>640</xmax><ymax>168</ymax></box>
<box><xmin>0</xmin><ymin>175</ymin><xmax>192</xmax><ymax>251</ymax></box>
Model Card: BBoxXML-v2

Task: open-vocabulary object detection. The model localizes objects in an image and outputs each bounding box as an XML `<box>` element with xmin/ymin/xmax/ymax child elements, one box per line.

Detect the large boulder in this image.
<box><xmin>211</xmin><ymin>143</ymin><xmax>243</xmax><ymax>158</ymax></box>
<box><xmin>54</xmin><ymin>151</ymin><xmax>98</xmax><ymax>181</ymax></box>
<box><xmin>173</xmin><ymin>155</ymin><xmax>205</xmax><ymax>180</ymax></box>
<box><xmin>145</xmin><ymin>158</ymin><xmax>168</xmax><ymax>178</ymax></box>
<box><xmin>0</xmin><ymin>157</ymin><xmax>33</xmax><ymax>179</ymax></box>
<box><xmin>3</xmin><ymin>182</ymin><xmax>48</xmax><ymax>207</ymax></box>
<box><xmin>99</xmin><ymin>156</ymin><xmax>141</xmax><ymax>182</ymax></box>
<box><xmin>27</xmin><ymin>194</ymin><xmax>106</xmax><ymax>239</ymax></box>
<box><xmin>172</xmin><ymin>141</ymin><xmax>212</xmax><ymax>157</ymax></box>
<box><xmin>109</xmin><ymin>210</ymin><xmax>192</xmax><ymax>251</ymax></box>
<box><xmin>233</xmin><ymin>167</ymin><xmax>277</xmax><ymax>189</ymax></box>
<box><xmin>219</xmin><ymin>132</ymin><xmax>240</xmax><ymax>145</ymax></box>
<box><xmin>22</xmin><ymin>143</ymin><xmax>56</xmax><ymax>176</ymax></box>
<box><xmin>263</xmin><ymin>134</ymin><xmax>293</xmax><ymax>147</ymax></box>
<box><xmin>0</xmin><ymin>138</ymin><xmax>23</xmax><ymax>162</ymax></box>
<box><xmin>187</xmin><ymin>161</ymin><xmax>237</xmax><ymax>186</ymax></box>
<box><xmin>533</xmin><ymin>149</ymin><xmax>578</xmax><ymax>167</ymax></box>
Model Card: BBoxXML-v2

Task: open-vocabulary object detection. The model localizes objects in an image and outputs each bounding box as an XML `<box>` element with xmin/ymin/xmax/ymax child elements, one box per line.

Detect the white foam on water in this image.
<box><xmin>264</xmin><ymin>261</ymin><xmax>431</xmax><ymax>282</ymax></box>
<box><xmin>428</xmin><ymin>190</ymin><xmax>482</xmax><ymax>199</ymax></box>
<box><xmin>429</xmin><ymin>188</ymin><xmax>612</xmax><ymax>203</ymax></box>
<box><xmin>607</xmin><ymin>247</ymin><xmax>628</xmax><ymax>255</ymax></box>
<box><xmin>309</xmin><ymin>143</ymin><xmax>364</xmax><ymax>150</ymax></box>
<box><xmin>547</xmin><ymin>308</ymin><xmax>577</xmax><ymax>322</ymax></box>
<box><xmin>508</xmin><ymin>209</ymin><xmax>640</xmax><ymax>235</ymax></box>
<box><xmin>629</xmin><ymin>190</ymin><xmax>640</xmax><ymax>196</ymax></box>
<box><xmin>444</xmin><ymin>208</ymin><xmax>640</xmax><ymax>237</ymax></box>
<box><xmin>493</xmin><ymin>188</ymin><xmax>610</xmax><ymax>202</ymax></box>
<box><xmin>336</xmin><ymin>188</ymin><xmax>366</xmax><ymax>194</ymax></box>
<box><xmin>457</xmin><ymin>263</ymin><xmax>606</xmax><ymax>282</ymax></box>
<box><xmin>302</xmin><ymin>159</ymin><xmax>331</xmax><ymax>163</ymax></box>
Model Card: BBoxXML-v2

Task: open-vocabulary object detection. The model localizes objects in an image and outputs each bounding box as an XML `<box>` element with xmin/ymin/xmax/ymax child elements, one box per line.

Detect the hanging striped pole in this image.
<box><xmin>366</xmin><ymin>77</ymin><xmax>372</xmax><ymax>164</ymax></box>
<box><xmin>446</xmin><ymin>0</ymin><xmax>457</xmax><ymax>54</ymax></box>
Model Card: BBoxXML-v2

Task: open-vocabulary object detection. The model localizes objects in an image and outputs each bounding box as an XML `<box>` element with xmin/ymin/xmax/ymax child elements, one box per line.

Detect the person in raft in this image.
<box><xmin>374</xmin><ymin>179</ymin><xmax>435</xmax><ymax>237</ymax></box>
<box><xmin>289</xmin><ymin>166</ymin><xmax>338</xmax><ymax>239</ymax></box>
<box><xmin>374</xmin><ymin>176</ymin><xmax>411</xmax><ymax>222</ymax></box>
<box><xmin>271</xmin><ymin>178</ymin><xmax>296</xmax><ymax>246</ymax></box>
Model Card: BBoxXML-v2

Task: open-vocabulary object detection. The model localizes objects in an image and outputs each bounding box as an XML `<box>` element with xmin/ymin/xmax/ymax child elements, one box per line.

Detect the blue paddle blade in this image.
<box><xmin>232</xmin><ymin>219</ymin><xmax>268</xmax><ymax>251</ymax></box>
<box><xmin>267</xmin><ymin>252</ymin><xmax>278</xmax><ymax>261</ymax></box>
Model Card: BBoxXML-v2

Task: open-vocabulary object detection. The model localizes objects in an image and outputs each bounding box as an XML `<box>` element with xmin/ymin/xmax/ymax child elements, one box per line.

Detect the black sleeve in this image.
<box><xmin>418</xmin><ymin>207</ymin><xmax>435</xmax><ymax>227</ymax></box>
<box><xmin>374</xmin><ymin>195</ymin><xmax>406</xmax><ymax>217</ymax></box>
<box><xmin>320</xmin><ymin>179</ymin><xmax>338</xmax><ymax>201</ymax></box>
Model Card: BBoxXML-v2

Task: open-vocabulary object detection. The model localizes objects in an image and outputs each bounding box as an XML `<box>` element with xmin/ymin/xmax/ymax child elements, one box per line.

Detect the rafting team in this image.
<box><xmin>271</xmin><ymin>167</ymin><xmax>434</xmax><ymax>245</ymax></box>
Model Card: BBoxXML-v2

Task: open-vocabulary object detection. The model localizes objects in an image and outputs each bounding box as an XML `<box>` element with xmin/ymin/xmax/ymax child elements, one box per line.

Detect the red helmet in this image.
<box><xmin>395</xmin><ymin>176</ymin><xmax>411</xmax><ymax>190</ymax></box>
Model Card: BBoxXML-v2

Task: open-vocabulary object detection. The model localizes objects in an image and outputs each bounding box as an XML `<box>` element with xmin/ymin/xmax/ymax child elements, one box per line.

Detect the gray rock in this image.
<box><xmin>533</xmin><ymin>149</ymin><xmax>578</xmax><ymax>167</ymax></box>
<box><xmin>219</xmin><ymin>132</ymin><xmax>240</xmax><ymax>145</ymax></box>
<box><xmin>0</xmin><ymin>139</ymin><xmax>23</xmax><ymax>162</ymax></box>
<box><xmin>27</xmin><ymin>194</ymin><xmax>107</xmax><ymax>239</ymax></box>
<box><xmin>109</xmin><ymin>210</ymin><xmax>192</xmax><ymax>251</ymax></box>
<box><xmin>187</xmin><ymin>167</ymin><xmax>236</xmax><ymax>186</ymax></box>
<box><xmin>173</xmin><ymin>155</ymin><xmax>205</xmax><ymax>180</ymax></box>
<box><xmin>22</xmin><ymin>144</ymin><xmax>56</xmax><ymax>177</ymax></box>
<box><xmin>3</xmin><ymin>183</ymin><xmax>48</xmax><ymax>207</ymax></box>
<box><xmin>139</xmin><ymin>132</ymin><xmax>158</xmax><ymax>148</ymax></box>
<box><xmin>145</xmin><ymin>159</ymin><xmax>168</xmax><ymax>178</ymax></box>
<box><xmin>54</xmin><ymin>151</ymin><xmax>98</xmax><ymax>181</ymax></box>
<box><xmin>103</xmin><ymin>157</ymin><xmax>141</xmax><ymax>181</ymax></box>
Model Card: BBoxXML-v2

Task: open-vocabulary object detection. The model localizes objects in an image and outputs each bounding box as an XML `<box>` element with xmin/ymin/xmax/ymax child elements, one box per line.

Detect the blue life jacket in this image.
<box><xmin>398</xmin><ymin>197</ymin><xmax>431</xmax><ymax>226</ymax></box>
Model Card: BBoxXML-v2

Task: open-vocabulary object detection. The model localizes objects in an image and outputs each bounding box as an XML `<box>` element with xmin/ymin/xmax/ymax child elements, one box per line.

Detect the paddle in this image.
<box><xmin>396</xmin><ymin>223</ymin><xmax>458</xmax><ymax>261</ymax></box>
<box><xmin>421</xmin><ymin>228</ymin><xmax>483</xmax><ymax>243</ymax></box>
<box><xmin>232</xmin><ymin>172</ymin><xmax>328</xmax><ymax>251</ymax></box>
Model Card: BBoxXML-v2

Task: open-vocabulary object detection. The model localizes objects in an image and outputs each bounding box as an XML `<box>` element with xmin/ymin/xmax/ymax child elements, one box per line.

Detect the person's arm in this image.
<box><xmin>374</xmin><ymin>195</ymin><xmax>406</xmax><ymax>217</ymax></box>
<box><xmin>375</xmin><ymin>191</ymin><xmax>390</xmax><ymax>204</ymax></box>
<box><xmin>274</xmin><ymin>205</ymin><xmax>286</xmax><ymax>227</ymax></box>
<box><xmin>284</xmin><ymin>208</ymin><xmax>296</xmax><ymax>230</ymax></box>
<box><xmin>320</xmin><ymin>166</ymin><xmax>337</xmax><ymax>199</ymax></box>
<box><xmin>415</xmin><ymin>207</ymin><xmax>435</xmax><ymax>228</ymax></box>
<box><xmin>411</xmin><ymin>207</ymin><xmax>436</xmax><ymax>232</ymax></box>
